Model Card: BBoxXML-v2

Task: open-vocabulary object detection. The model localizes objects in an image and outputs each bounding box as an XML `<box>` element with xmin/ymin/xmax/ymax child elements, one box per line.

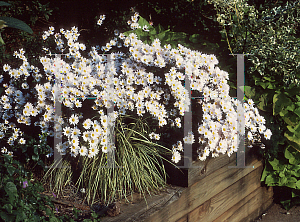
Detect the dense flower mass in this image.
<box><xmin>0</xmin><ymin>13</ymin><xmax>271</xmax><ymax>163</ymax></box>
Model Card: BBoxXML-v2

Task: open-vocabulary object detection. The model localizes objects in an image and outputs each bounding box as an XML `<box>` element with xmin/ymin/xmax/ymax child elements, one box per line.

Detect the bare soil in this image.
<box><xmin>253</xmin><ymin>203</ymin><xmax>300</xmax><ymax>222</ymax></box>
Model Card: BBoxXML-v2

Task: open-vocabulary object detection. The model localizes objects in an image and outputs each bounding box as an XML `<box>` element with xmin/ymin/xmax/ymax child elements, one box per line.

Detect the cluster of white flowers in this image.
<box><xmin>0</xmin><ymin>13</ymin><xmax>271</xmax><ymax>162</ymax></box>
<box><xmin>149</xmin><ymin>132</ymin><xmax>160</xmax><ymax>140</ymax></box>
<box><xmin>97</xmin><ymin>15</ymin><xmax>106</xmax><ymax>26</ymax></box>
<box><xmin>1</xmin><ymin>147</ymin><xmax>13</xmax><ymax>157</ymax></box>
<box><xmin>127</xmin><ymin>12</ymin><xmax>141</xmax><ymax>30</ymax></box>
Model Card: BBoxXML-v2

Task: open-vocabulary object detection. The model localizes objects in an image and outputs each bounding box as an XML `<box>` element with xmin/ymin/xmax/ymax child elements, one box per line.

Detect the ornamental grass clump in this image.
<box><xmin>1</xmin><ymin>12</ymin><xmax>272</xmax><ymax>205</ymax></box>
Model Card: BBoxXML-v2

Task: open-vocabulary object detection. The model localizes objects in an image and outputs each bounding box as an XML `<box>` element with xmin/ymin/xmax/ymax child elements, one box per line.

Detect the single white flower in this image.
<box><xmin>172</xmin><ymin>150</ymin><xmax>181</xmax><ymax>163</ymax></box>
<box><xmin>79</xmin><ymin>146</ymin><xmax>88</xmax><ymax>156</ymax></box>
<box><xmin>264</xmin><ymin>129</ymin><xmax>272</xmax><ymax>140</ymax></box>
<box><xmin>69</xmin><ymin>114</ymin><xmax>79</xmax><ymax>126</ymax></box>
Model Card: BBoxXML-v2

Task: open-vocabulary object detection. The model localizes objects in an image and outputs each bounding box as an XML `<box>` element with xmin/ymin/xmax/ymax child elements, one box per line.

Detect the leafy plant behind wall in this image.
<box><xmin>210</xmin><ymin>0</ymin><xmax>300</xmax><ymax>210</ymax></box>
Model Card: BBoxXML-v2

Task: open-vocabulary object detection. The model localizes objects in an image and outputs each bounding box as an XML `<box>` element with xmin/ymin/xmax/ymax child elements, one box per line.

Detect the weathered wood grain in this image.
<box><xmin>188</xmin><ymin>153</ymin><xmax>236</xmax><ymax>187</ymax></box>
<box><xmin>145</xmin><ymin>158</ymin><xmax>262</xmax><ymax>222</ymax></box>
<box><xmin>188</xmin><ymin>161</ymin><xmax>263</xmax><ymax>221</ymax></box>
<box><xmin>213</xmin><ymin>186</ymin><xmax>273</xmax><ymax>222</ymax></box>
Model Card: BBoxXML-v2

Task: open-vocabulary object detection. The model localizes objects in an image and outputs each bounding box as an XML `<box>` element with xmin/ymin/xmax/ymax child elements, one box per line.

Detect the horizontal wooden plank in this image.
<box><xmin>100</xmin><ymin>185</ymin><xmax>185</xmax><ymax>222</ymax></box>
<box><xmin>188</xmin><ymin>161</ymin><xmax>264</xmax><ymax>221</ymax></box>
<box><xmin>145</xmin><ymin>158</ymin><xmax>262</xmax><ymax>222</ymax></box>
<box><xmin>176</xmin><ymin>215</ymin><xmax>188</xmax><ymax>222</ymax></box>
<box><xmin>188</xmin><ymin>153</ymin><xmax>236</xmax><ymax>187</ymax></box>
<box><xmin>213</xmin><ymin>186</ymin><xmax>273</xmax><ymax>222</ymax></box>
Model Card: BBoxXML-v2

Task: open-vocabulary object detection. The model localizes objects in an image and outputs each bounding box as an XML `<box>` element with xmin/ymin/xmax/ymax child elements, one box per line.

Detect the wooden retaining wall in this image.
<box><xmin>101</xmin><ymin>147</ymin><xmax>273</xmax><ymax>222</ymax></box>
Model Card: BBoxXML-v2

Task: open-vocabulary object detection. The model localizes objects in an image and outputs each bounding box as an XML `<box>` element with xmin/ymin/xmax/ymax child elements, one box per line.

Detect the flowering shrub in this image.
<box><xmin>0</xmin><ymin>12</ymin><xmax>272</xmax><ymax>167</ymax></box>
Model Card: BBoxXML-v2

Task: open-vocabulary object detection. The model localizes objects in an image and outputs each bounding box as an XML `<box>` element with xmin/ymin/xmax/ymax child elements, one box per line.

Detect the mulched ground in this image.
<box><xmin>41</xmin><ymin>183</ymin><xmax>94</xmax><ymax>220</ymax></box>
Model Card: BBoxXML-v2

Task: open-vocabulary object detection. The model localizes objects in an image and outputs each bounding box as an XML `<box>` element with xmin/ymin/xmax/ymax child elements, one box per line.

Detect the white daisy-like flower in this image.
<box><xmin>88</xmin><ymin>146</ymin><xmax>99</xmax><ymax>158</ymax></box>
<box><xmin>3</xmin><ymin>64</ymin><xmax>11</xmax><ymax>72</ymax></box>
<box><xmin>264</xmin><ymin>129</ymin><xmax>272</xmax><ymax>140</ymax></box>
<box><xmin>82</xmin><ymin>131</ymin><xmax>90</xmax><ymax>142</ymax></box>
<box><xmin>198</xmin><ymin>152</ymin><xmax>207</xmax><ymax>161</ymax></box>
<box><xmin>258</xmin><ymin>124</ymin><xmax>266</xmax><ymax>134</ymax></box>
<box><xmin>56</xmin><ymin>142</ymin><xmax>65</xmax><ymax>153</ymax></box>
<box><xmin>63</xmin><ymin>126</ymin><xmax>72</xmax><ymax>137</ymax></box>
<box><xmin>177</xmin><ymin>141</ymin><xmax>183</xmax><ymax>151</ymax></box>
<box><xmin>70</xmin><ymin>145</ymin><xmax>79</xmax><ymax>157</ymax></box>
<box><xmin>19</xmin><ymin>138</ymin><xmax>26</xmax><ymax>144</ymax></box>
<box><xmin>1</xmin><ymin>147</ymin><xmax>8</xmax><ymax>153</ymax></box>
<box><xmin>153</xmin><ymin>133</ymin><xmax>160</xmax><ymax>140</ymax></box>
<box><xmin>172</xmin><ymin>150</ymin><xmax>181</xmax><ymax>163</ymax></box>
<box><xmin>82</xmin><ymin>118</ymin><xmax>92</xmax><ymax>130</ymax></box>
<box><xmin>71</xmin><ymin>127</ymin><xmax>81</xmax><ymax>138</ymax></box>
<box><xmin>102</xmin><ymin>144</ymin><xmax>109</xmax><ymax>153</ymax></box>
<box><xmin>247</xmin><ymin>131</ymin><xmax>254</xmax><ymax>141</ymax></box>
<box><xmin>79</xmin><ymin>146</ymin><xmax>88</xmax><ymax>156</ymax></box>
<box><xmin>69</xmin><ymin>114</ymin><xmax>79</xmax><ymax>125</ymax></box>
<box><xmin>70</xmin><ymin>137</ymin><xmax>79</xmax><ymax>147</ymax></box>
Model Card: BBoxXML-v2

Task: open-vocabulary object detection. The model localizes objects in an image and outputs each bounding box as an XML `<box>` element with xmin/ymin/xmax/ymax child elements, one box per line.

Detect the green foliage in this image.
<box><xmin>261</xmin><ymin>146</ymin><xmax>300</xmax><ymax>210</ymax></box>
<box><xmin>0</xmin><ymin>1</ymin><xmax>33</xmax><ymax>46</ymax></box>
<box><xmin>0</xmin><ymin>16</ymin><xmax>33</xmax><ymax>34</ymax></box>
<box><xmin>124</xmin><ymin>15</ymin><xmax>220</xmax><ymax>52</ymax></box>
<box><xmin>0</xmin><ymin>0</ymin><xmax>54</xmax><ymax>67</ymax></box>
<box><xmin>211</xmin><ymin>0</ymin><xmax>300</xmax><ymax>209</ymax></box>
<box><xmin>0</xmin><ymin>154</ymin><xmax>59</xmax><ymax>221</ymax></box>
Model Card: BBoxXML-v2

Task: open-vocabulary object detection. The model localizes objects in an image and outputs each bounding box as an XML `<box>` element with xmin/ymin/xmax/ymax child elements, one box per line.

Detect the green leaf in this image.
<box><xmin>282</xmin><ymin>112</ymin><xmax>298</xmax><ymax>127</ymax></box>
<box><xmin>16</xmin><ymin>212</ymin><xmax>27</xmax><ymax>222</ymax></box>
<box><xmin>155</xmin><ymin>24</ymin><xmax>165</xmax><ymax>34</ymax></box>
<box><xmin>33</xmin><ymin>146</ymin><xmax>39</xmax><ymax>155</ymax></box>
<box><xmin>7</xmin><ymin>165</ymin><xmax>15</xmax><ymax>176</ymax></box>
<box><xmin>138</xmin><ymin>16</ymin><xmax>151</xmax><ymax>29</ymax></box>
<box><xmin>0</xmin><ymin>33</ymin><xmax>4</xmax><ymax>45</ymax></box>
<box><xmin>269</xmin><ymin>158</ymin><xmax>285</xmax><ymax>171</ymax></box>
<box><xmin>5</xmin><ymin>182</ymin><xmax>17</xmax><ymax>202</ymax></box>
<box><xmin>32</xmin><ymin>154</ymin><xmax>39</xmax><ymax>161</ymax></box>
<box><xmin>285</xmin><ymin>131</ymin><xmax>300</xmax><ymax>148</ymax></box>
<box><xmin>273</xmin><ymin>92</ymin><xmax>292</xmax><ymax>115</ymax></box>
<box><xmin>189</xmin><ymin>34</ymin><xmax>201</xmax><ymax>43</ymax></box>
<box><xmin>287</xmin><ymin>125</ymin><xmax>295</xmax><ymax>133</ymax></box>
<box><xmin>265</xmin><ymin>174</ymin><xmax>278</xmax><ymax>185</ymax></box>
<box><xmin>267</xmin><ymin>82</ymin><xmax>277</xmax><ymax>89</ymax></box>
<box><xmin>157</xmin><ymin>30</ymin><xmax>168</xmax><ymax>42</ymax></box>
<box><xmin>0</xmin><ymin>211</ymin><xmax>15</xmax><ymax>221</ymax></box>
<box><xmin>286</xmin><ymin>103</ymin><xmax>295</xmax><ymax>112</ymax></box>
<box><xmin>49</xmin><ymin>217</ymin><xmax>61</xmax><ymax>222</ymax></box>
<box><xmin>294</xmin><ymin>107</ymin><xmax>300</xmax><ymax>118</ymax></box>
<box><xmin>242</xmin><ymin>86</ymin><xmax>256</xmax><ymax>99</ymax></box>
<box><xmin>284</xmin><ymin>146</ymin><xmax>296</xmax><ymax>164</ymax></box>
<box><xmin>0</xmin><ymin>1</ymin><xmax>11</xmax><ymax>6</ymax></box>
<box><xmin>279</xmin><ymin>176</ymin><xmax>287</xmax><ymax>185</ymax></box>
<box><xmin>294</xmin><ymin>122</ymin><xmax>300</xmax><ymax>133</ymax></box>
<box><xmin>0</xmin><ymin>17</ymin><xmax>33</xmax><ymax>34</ymax></box>
<box><xmin>296</xmin><ymin>180</ymin><xmax>300</xmax><ymax>189</ymax></box>
<box><xmin>3</xmin><ymin>204</ymin><xmax>12</xmax><ymax>213</ymax></box>
<box><xmin>285</xmin><ymin>176</ymin><xmax>297</xmax><ymax>189</ymax></box>
<box><xmin>279</xmin><ymin>109</ymin><xmax>289</xmax><ymax>117</ymax></box>
<box><xmin>257</xmin><ymin>93</ymin><xmax>268</xmax><ymax>111</ymax></box>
